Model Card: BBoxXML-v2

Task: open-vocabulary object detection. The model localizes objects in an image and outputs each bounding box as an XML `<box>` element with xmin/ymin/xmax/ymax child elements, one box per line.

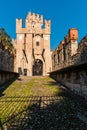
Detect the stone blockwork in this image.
<box><xmin>50</xmin><ymin>29</ymin><xmax>87</xmax><ymax>100</ymax></box>
<box><xmin>0</xmin><ymin>41</ymin><xmax>14</xmax><ymax>72</ymax></box>
<box><xmin>13</xmin><ymin>12</ymin><xmax>52</xmax><ymax>76</ymax></box>
<box><xmin>0</xmin><ymin>40</ymin><xmax>17</xmax><ymax>85</ymax></box>
<box><xmin>52</xmin><ymin>28</ymin><xmax>79</xmax><ymax>71</ymax></box>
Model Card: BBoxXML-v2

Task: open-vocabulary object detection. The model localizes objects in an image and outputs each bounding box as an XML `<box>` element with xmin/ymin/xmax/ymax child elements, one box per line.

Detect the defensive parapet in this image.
<box><xmin>16</xmin><ymin>12</ymin><xmax>51</xmax><ymax>34</ymax></box>
<box><xmin>50</xmin><ymin>30</ymin><xmax>87</xmax><ymax>100</ymax></box>
<box><xmin>26</xmin><ymin>12</ymin><xmax>43</xmax><ymax>24</ymax></box>
<box><xmin>16</xmin><ymin>19</ymin><xmax>22</xmax><ymax>33</ymax></box>
<box><xmin>68</xmin><ymin>28</ymin><xmax>78</xmax><ymax>41</ymax></box>
<box><xmin>52</xmin><ymin>28</ymin><xmax>79</xmax><ymax>71</ymax></box>
<box><xmin>44</xmin><ymin>20</ymin><xmax>51</xmax><ymax>33</ymax></box>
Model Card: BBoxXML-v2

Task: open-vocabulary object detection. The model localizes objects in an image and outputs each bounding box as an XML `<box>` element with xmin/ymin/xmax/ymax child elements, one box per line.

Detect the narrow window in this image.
<box><xmin>36</xmin><ymin>41</ymin><xmax>39</xmax><ymax>46</ymax></box>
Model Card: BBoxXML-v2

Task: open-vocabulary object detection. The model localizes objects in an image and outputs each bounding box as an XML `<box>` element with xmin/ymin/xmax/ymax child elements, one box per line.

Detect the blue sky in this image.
<box><xmin>0</xmin><ymin>0</ymin><xmax>87</xmax><ymax>50</ymax></box>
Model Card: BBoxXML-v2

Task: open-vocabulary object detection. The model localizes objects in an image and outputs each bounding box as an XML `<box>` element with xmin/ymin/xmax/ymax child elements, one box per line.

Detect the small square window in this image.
<box><xmin>36</xmin><ymin>42</ymin><xmax>39</xmax><ymax>46</ymax></box>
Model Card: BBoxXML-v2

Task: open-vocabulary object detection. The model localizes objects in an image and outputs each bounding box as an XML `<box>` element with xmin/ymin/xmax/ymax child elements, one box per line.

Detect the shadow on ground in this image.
<box><xmin>0</xmin><ymin>77</ymin><xmax>87</xmax><ymax>130</ymax></box>
<box><xmin>0</xmin><ymin>93</ymin><xmax>87</xmax><ymax>130</ymax></box>
<box><xmin>0</xmin><ymin>76</ymin><xmax>20</xmax><ymax>97</ymax></box>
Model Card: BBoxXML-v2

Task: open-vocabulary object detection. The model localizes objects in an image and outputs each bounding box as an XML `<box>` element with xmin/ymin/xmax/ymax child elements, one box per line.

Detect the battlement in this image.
<box><xmin>16</xmin><ymin>12</ymin><xmax>51</xmax><ymax>34</ymax></box>
<box><xmin>16</xmin><ymin>19</ymin><xmax>22</xmax><ymax>27</ymax></box>
<box><xmin>16</xmin><ymin>19</ymin><xmax>22</xmax><ymax>22</ymax></box>
<box><xmin>16</xmin><ymin>19</ymin><xmax>22</xmax><ymax>33</ymax></box>
<box><xmin>68</xmin><ymin>28</ymin><xmax>78</xmax><ymax>40</ymax></box>
<box><xmin>26</xmin><ymin>12</ymin><xmax>43</xmax><ymax>24</ymax></box>
<box><xmin>64</xmin><ymin>35</ymin><xmax>70</xmax><ymax>43</ymax></box>
<box><xmin>44</xmin><ymin>20</ymin><xmax>51</xmax><ymax>28</ymax></box>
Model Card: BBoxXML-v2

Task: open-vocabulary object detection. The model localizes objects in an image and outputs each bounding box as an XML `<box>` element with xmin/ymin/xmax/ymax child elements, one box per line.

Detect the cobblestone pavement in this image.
<box><xmin>0</xmin><ymin>76</ymin><xmax>87</xmax><ymax>130</ymax></box>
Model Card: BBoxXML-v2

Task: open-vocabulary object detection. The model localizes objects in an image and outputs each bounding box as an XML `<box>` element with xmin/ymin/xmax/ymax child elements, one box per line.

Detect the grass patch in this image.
<box><xmin>2</xmin><ymin>76</ymin><xmax>61</xmax><ymax>97</ymax></box>
<box><xmin>0</xmin><ymin>76</ymin><xmax>86</xmax><ymax>130</ymax></box>
<box><xmin>0</xmin><ymin>76</ymin><xmax>61</xmax><ymax>123</ymax></box>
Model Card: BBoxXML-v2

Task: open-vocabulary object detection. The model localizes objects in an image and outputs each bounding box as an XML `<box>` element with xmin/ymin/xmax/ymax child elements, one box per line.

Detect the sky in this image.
<box><xmin>0</xmin><ymin>0</ymin><xmax>87</xmax><ymax>50</ymax></box>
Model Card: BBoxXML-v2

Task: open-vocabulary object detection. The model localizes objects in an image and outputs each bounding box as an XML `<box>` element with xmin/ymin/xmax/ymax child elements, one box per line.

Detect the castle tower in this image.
<box><xmin>68</xmin><ymin>28</ymin><xmax>78</xmax><ymax>55</ymax></box>
<box><xmin>13</xmin><ymin>12</ymin><xmax>52</xmax><ymax>76</ymax></box>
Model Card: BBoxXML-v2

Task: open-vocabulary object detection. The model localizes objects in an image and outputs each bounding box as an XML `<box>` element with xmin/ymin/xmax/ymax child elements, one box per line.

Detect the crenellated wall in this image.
<box><xmin>16</xmin><ymin>12</ymin><xmax>50</xmax><ymax>34</ymax></box>
<box><xmin>50</xmin><ymin>29</ymin><xmax>87</xmax><ymax>100</ymax></box>
<box><xmin>52</xmin><ymin>28</ymin><xmax>78</xmax><ymax>71</ymax></box>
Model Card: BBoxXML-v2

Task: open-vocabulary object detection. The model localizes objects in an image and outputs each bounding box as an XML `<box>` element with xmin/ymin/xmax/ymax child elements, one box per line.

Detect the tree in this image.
<box><xmin>0</xmin><ymin>28</ymin><xmax>13</xmax><ymax>50</ymax></box>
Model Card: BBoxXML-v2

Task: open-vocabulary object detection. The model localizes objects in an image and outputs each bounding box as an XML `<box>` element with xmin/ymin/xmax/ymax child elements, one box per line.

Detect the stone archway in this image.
<box><xmin>33</xmin><ymin>59</ymin><xmax>43</xmax><ymax>76</ymax></box>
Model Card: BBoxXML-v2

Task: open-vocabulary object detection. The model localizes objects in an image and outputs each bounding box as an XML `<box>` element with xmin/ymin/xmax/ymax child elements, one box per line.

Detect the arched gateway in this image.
<box><xmin>33</xmin><ymin>59</ymin><xmax>43</xmax><ymax>76</ymax></box>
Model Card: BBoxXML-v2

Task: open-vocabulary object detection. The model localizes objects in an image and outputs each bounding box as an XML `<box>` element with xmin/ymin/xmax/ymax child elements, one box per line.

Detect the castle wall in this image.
<box><xmin>50</xmin><ymin>29</ymin><xmax>87</xmax><ymax>100</ymax></box>
<box><xmin>0</xmin><ymin>41</ymin><xmax>18</xmax><ymax>85</ymax></box>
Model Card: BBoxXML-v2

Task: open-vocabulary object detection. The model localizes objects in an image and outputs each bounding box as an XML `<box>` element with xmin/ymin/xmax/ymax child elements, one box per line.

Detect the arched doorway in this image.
<box><xmin>33</xmin><ymin>59</ymin><xmax>43</xmax><ymax>76</ymax></box>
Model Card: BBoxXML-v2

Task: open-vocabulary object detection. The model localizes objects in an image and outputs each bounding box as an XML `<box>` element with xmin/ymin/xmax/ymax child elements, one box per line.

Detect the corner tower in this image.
<box><xmin>13</xmin><ymin>12</ymin><xmax>52</xmax><ymax>76</ymax></box>
<box><xmin>68</xmin><ymin>28</ymin><xmax>78</xmax><ymax>55</ymax></box>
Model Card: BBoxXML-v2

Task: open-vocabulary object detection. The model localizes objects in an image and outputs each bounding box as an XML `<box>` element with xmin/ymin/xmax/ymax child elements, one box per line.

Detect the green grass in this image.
<box><xmin>0</xmin><ymin>76</ymin><xmax>87</xmax><ymax>129</ymax></box>
<box><xmin>0</xmin><ymin>76</ymin><xmax>61</xmax><ymax>123</ymax></box>
<box><xmin>2</xmin><ymin>76</ymin><xmax>60</xmax><ymax>97</ymax></box>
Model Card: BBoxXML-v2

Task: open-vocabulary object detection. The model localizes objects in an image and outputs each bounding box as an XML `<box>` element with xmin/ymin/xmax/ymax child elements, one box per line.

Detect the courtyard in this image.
<box><xmin>0</xmin><ymin>76</ymin><xmax>87</xmax><ymax>130</ymax></box>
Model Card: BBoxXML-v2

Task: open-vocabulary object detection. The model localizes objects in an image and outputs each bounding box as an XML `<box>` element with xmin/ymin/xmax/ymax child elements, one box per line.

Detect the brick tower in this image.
<box><xmin>68</xmin><ymin>28</ymin><xmax>78</xmax><ymax>55</ymax></box>
<box><xmin>13</xmin><ymin>12</ymin><xmax>52</xmax><ymax>76</ymax></box>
